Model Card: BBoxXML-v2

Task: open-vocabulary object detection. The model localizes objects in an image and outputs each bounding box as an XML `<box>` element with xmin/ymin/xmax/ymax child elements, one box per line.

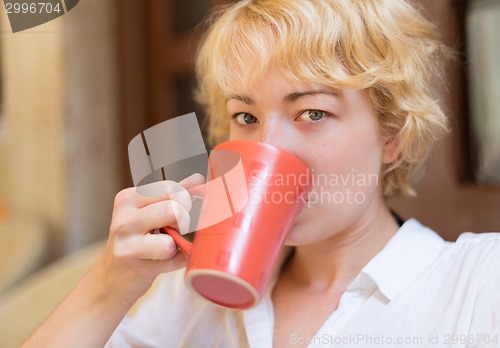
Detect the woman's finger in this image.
<box><xmin>134</xmin><ymin>199</ymin><xmax>191</xmax><ymax>235</ymax></box>
<box><xmin>137</xmin><ymin>173</ymin><xmax>206</xmax><ymax>208</ymax></box>
<box><xmin>134</xmin><ymin>181</ymin><xmax>192</xmax><ymax>209</ymax></box>
<box><xmin>179</xmin><ymin>172</ymin><xmax>206</xmax><ymax>188</ymax></box>
<box><xmin>144</xmin><ymin>251</ymin><xmax>188</xmax><ymax>275</ymax></box>
<box><xmin>115</xmin><ymin>173</ymin><xmax>205</xmax><ymax>211</ymax></box>
<box><xmin>114</xmin><ymin>233</ymin><xmax>179</xmax><ymax>261</ymax></box>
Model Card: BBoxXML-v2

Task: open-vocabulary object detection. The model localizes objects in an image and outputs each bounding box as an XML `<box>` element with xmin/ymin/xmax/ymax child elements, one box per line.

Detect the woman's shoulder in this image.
<box><xmin>437</xmin><ymin>229</ymin><xmax>500</xmax><ymax>286</ymax></box>
<box><xmin>403</xmin><ymin>219</ymin><xmax>500</xmax><ymax>281</ymax></box>
<box><xmin>455</xmin><ymin>230</ymin><xmax>500</xmax><ymax>244</ymax></box>
<box><xmin>399</xmin><ymin>218</ymin><xmax>500</xmax><ymax>266</ymax></box>
<box><xmin>448</xmin><ymin>231</ymin><xmax>500</xmax><ymax>333</ymax></box>
<box><xmin>450</xmin><ymin>230</ymin><xmax>500</xmax><ymax>263</ymax></box>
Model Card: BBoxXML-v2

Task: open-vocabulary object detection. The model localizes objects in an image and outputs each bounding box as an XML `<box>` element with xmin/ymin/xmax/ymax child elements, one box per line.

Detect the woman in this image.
<box><xmin>25</xmin><ymin>0</ymin><xmax>500</xmax><ymax>347</ymax></box>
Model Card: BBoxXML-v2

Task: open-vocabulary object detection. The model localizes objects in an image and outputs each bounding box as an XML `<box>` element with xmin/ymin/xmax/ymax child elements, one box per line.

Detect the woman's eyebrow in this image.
<box><xmin>283</xmin><ymin>90</ymin><xmax>338</xmax><ymax>103</ymax></box>
<box><xmin>226</xmin><ymin>95</ymin><xmax>255</xmax><ymax>105</ymax></box>
<box><xmin>226</xmin><ymin>89</ymin><xmax>338</xmax><ymax>105</ymax></box>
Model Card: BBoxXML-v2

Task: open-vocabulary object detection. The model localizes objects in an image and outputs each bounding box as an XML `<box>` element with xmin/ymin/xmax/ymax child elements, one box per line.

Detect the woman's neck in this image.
<box><xmin>282</xmin><ymin>202</ymin><xmax>400</xmax><ymax>291</ymax></box>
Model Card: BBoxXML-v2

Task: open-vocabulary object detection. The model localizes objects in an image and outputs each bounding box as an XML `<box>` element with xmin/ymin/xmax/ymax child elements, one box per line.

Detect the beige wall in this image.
<box><xmin>0</xmin><ymin>0</ymin><xmax>120</xmax><ymax>257</ymax></box>
<box><xmin>63</xmin><ymin>0</ymin><xmax>120</xmax><ymax>252</ymax></box>
<box><xmin>388</xmin><ymin>0</ymin><xmax>500</xmax><ymax>240</ymax></box>
<box><xmin>0</xmin><ymin>13</ymin><xmax>67</xmax><ymax>253</ymax></box>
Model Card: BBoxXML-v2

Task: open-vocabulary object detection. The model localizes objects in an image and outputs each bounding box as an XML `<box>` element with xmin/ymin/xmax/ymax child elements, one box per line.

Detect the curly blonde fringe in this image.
<box><xmin>195</xmin><ymin>0</ymin><xmax>451</xmax><ymax>197</ymax></box>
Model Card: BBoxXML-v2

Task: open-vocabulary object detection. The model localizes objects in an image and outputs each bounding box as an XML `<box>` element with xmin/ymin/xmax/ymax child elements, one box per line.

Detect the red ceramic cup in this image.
<box><xmin>163</xmin><ymin>140</ymin><xmax>312</xmax><ymax>309</ymax></box>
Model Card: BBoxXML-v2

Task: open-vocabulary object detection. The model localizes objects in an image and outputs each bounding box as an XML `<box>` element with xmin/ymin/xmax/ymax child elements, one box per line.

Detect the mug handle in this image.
<box><xmin>161</xmin><ymin>227</ymin><xmax>193</xmax><ymax>257</ymax></box>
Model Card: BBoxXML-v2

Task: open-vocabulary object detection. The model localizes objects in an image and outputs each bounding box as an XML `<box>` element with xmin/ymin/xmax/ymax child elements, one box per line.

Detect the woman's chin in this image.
<box><xmin>283</xmin><ymin>224</ymin><xmax>310</xmax><ymax>247</ymax></box>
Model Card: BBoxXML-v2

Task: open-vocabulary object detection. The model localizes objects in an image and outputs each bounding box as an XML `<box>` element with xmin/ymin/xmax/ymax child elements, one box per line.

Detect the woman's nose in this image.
<box><xmin>258</xmin><ymin>118</ymin><xmax>293</xmax><ymax>151</ymax></box>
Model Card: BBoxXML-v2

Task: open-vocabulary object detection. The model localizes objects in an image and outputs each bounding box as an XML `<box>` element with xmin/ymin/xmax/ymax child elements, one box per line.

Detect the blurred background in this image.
<box><xmin>0</xmin><ymin>0</ymin><xmax>499</xmax><ymax>344</ymax></box>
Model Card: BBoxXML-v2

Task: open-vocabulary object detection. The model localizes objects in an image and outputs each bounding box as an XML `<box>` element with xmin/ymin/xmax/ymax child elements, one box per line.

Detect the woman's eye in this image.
<box><xmin>298</xmin><ymin>109</ymin><xmax>327</xmax><ymax>122</ymax></box>
<box><xmin>232</xmin><ymin>112</ymin><xmax>258</xmax><ymax>125</ymax></box>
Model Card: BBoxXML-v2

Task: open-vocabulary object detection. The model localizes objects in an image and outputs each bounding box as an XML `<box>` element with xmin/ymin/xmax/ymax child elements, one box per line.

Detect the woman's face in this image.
<box><xmin>226</xmin><ymin>69</ymin><xmax>394</xmax><ymax>245</ymax></box>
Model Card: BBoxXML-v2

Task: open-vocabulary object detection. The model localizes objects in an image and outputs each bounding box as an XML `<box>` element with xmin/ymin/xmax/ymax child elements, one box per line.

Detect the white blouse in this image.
<box><xmin>105</xmin><ymin>219</ymin><xmax>500</xmax><ymax>347</ymax></box>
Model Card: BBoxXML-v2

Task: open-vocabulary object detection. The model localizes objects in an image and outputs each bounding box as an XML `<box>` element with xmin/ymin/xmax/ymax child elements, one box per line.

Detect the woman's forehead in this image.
<box><xmin>224</xmin><ymin>70</ymin><xmax>339</xmax><ymax>98</ymax></box>
<box><xmin>221</xmin><ymin>64</ymin><xmax>347</xmax><ymax>101</ymax></box>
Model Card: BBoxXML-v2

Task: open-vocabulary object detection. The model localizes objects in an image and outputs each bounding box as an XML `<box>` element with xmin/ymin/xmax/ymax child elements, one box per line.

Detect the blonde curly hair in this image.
<box><xmin>195</xmin><ymin>0</ymin><xmax>451</xmax><ymax>196</ymax></box>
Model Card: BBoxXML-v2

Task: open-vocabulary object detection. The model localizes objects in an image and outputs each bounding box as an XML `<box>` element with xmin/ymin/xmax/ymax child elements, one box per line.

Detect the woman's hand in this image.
<box><xmin>96</xmin><ymin>173</ymin><xmax>206</xmax><ymax>307</ymax></box>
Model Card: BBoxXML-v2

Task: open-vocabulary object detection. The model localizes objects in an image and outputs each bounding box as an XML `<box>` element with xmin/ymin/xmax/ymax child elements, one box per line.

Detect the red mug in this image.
<box><xmin>163</xmin><ymin>140</ymin><xmax>312</xmax><ymax>309</ymax></box>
